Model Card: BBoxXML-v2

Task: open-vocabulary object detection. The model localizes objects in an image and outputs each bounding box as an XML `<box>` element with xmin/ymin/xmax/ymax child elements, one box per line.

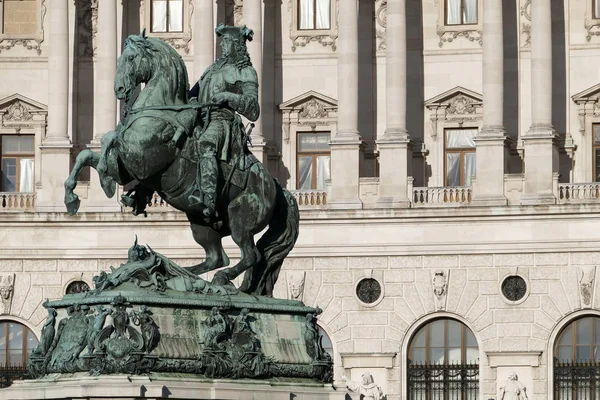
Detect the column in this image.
<box><xmin>472</xmin><ymin>0</ymin><xmax>508</xmax><ymax>206</ymax></box>
<box><xmin>521</xmin><ymin>0</ymin><xmax>558</xmax><ymax>204</ymax></box>
<box><xmin>37</xmin><ymin>0</ymin><xmax>73</xmax><ymax>211</ymax></box>
<box><xmin>87</xmin><ymin>0</ymin><xmax>120</xmax><ymax>212</ymax></box>
<box><xmin>93</xmin><ymin>0</ymin><xmax>118</xmax><ymax>142</ymax></box>
<box><xmin>193</xmin><ymin>0</ymin><xmax>214</xmax><ymax>78</ymax></box>
<box><xmin>328</xmin><ymin>0</ymin><xmax>363</xmax><ymax>209</ymax></box>
<box><xmin>244</xmin><ymin>0</ymin><xmax>268</xmax><ymax>164</ymax></box>
<box><xmin>375</xmin><ymin>0</ymin><xmax>411</xmax><ymax>208</ymax></box>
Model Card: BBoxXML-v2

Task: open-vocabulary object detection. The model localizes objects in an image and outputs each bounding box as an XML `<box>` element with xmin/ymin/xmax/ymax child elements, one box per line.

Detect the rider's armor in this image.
<box><xmin>188</xmin><ymin>41</ymin><xmax>259</xmax><ymax>220</ymax></box>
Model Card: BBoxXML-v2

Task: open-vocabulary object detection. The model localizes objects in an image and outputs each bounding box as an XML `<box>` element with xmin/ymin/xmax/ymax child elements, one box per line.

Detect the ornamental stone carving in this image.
<box><xmin>288</xmin><ymin>0</ymin><xmax>338</xmax><ymax>52</ymax></box>
<box><xmin>5</xmin><ymin>100</ymin><xmax>33</xmax><ymax>122</ymax></box>
<box><xmin>432</xmin><ymin>269</ymin><xmax>447</xmax><ymax>311</ymax></box>
<box><xmin>375</xmin><ymin>0</ymin><xmax>386</xmax><ymax>51</ymax></box>
<box><xmin>0</xmin><ymin>0</ymin><xmax>46</xmax><ymax>55</ymax></box>
<box><xmin>447</xmin><ymin>95</ymin><xmax>477</xmax><ymax>115</ymax></box>
<box><xmin>434</xmin><ymin>0</ymin><xmax>481</xmax><ymax>48</ymax></box>
<box><xmin>0</xmin><ymin>274</ymin><xmax>14</xmax><ymax>315</ymax></box>
<box><xmin>498</xmin><ymin>372</ymin><xmax>528</xmax><ymax>400</ymax></box>
<box><xmin>287</xmin><ymin>271</ymin><xmax>305</xmax><ymax>302</ymax></box>
<box><xmin>425</xmin><ymin>87</ymin><xmax>483</xmax><ymax>141</ymax></box>
<box><xmin>520</xmin><ymin>0</ymin><xmax>531</xmax><ymax>47</ymax></box>
<box><xmin>78</xmin><ymin>0</ymin><xmax>98</xmax><ymax>57</ymax></box>
<box><xmin>578</xmin><ymin>266</ymin><xmax>596</xmax><ymax>307</ymax></box>
<box><xmin>299</xmin><ymin>99</ymin><xmax>328</xmax><ymax>119</ymax></box>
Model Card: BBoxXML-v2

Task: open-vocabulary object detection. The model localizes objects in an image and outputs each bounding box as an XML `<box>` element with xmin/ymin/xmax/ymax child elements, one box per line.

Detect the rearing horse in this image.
<box><xmin>63</xmin><ymin>32</ymin><xmax>299</xmax><ymax>297</ymax></box>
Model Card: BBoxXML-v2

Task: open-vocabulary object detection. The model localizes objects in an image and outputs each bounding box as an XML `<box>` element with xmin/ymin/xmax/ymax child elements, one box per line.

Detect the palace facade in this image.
<box><xmin>1</xmin><ymin>0</ymin><xmax>600</xmax><ymax>398</ymax></box>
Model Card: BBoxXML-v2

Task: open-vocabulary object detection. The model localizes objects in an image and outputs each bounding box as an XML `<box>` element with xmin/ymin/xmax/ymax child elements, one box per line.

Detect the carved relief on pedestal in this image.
<box><xmin>578</xmin><ymin>266</ymin><xmax>596</xmax><ymax>307</ymax></box>
<box><xmin>432</xmin><ymin>269</ymin><xmax>448</xmax><ymax>311</ymax></box>
<box><xmin>78</xmin><ymin>0</ymin><xmax>98</xmax><ymax>57</ymax></box>
<box><xmin>375</xmin><ymin>0</ymin><xmax>387</xmax><ymax>51</ymax></box>
<box><xmin>520</xmin><ymin>0</ymin><xmax>531</xmax><ymax>47</ymax></box>
<box><xmin>287</xmin><ymin>271</ymin><xmax>306</xmax><ymax>302</ymax></box>
<box><xmin>0</xmin><ymin>274</ymin><xmax>15</xmax><ymax>315</ymax></box>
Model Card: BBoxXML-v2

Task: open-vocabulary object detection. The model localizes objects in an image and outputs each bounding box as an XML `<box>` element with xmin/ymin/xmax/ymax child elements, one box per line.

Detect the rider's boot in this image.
<box><xmin>188</xmin><ymin>155</ymin><xmax>218</xmax><ymax>221</ymax></box>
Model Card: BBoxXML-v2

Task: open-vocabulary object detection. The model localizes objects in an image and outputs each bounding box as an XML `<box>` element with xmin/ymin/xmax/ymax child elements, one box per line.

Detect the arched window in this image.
<box><xmin>407</xmin><ymin>318</ymin><xmax>479</xmax><ymax>399</ymax></box>
<box><xmin>554</xmin><ymin>316</ymin><xmax>600</xmax><ymax>399</ymax></box>
<box><xmin>0</xmin><ymin>321</ymin><xmax>38</xmax><ymax>367</ymax></box>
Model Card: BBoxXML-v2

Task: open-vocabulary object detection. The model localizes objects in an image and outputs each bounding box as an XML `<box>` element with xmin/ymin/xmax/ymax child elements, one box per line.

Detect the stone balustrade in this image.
<box><xmin>290</xmin><ymin>190</ymin><xmax>327</xmax><ymax>208</ymax></box>
<box><xmin>558</xmin><ymin>183</ymin><xmax>600</xmax><ymax>203</ymax></box>
<box><xmin>412</xmin><ymin>187</ymin><xmax>472</xmax><ymax>207</ymax></box>
<box><xmin>0</xmin><ymin>193</ymin><xmax>35</xmax><ymax>211</ymax></box>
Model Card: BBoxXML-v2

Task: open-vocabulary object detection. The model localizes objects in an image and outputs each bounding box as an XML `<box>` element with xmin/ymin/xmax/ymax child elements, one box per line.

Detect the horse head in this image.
<box><xmin>115</xmin><ymin>31</ymin><xmax>189</xmax><ymax>105</ymax></box>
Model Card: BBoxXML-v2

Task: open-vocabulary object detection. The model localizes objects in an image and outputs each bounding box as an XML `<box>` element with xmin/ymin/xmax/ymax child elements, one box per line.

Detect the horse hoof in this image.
<box><xmin>212</xmin><ymin>272</ymin><xmax>230</xmax><ymax>286</ymax></box>
<box><xmin>65</xmin><ymin>196</ymin><xmax>81</xmax><ymax>216</ymax></box>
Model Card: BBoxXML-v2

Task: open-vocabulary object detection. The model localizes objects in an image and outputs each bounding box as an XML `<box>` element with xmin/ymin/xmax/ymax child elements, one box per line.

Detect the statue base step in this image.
<box><xmin>1</xmin><ymin>374</ymin><xmax>344</xmax><ymax>400</ymax></box>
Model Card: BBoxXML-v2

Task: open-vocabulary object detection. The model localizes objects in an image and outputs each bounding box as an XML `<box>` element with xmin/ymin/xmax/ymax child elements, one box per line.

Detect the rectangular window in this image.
<box><xmin>594</xmin><ymin>124</ymin><xmax>600</xmax><ymax>182</ymax></box>
<box><xmin>0</xmin><ymin>135</ymin><xmax>34</xmax><ymax>193</ymax></box>
<box><xmin>595</xmin><ymin>0</ymin><xmax>600</xmax><ymax>19</ymax></box>
<box><xmin>298</xmin><ymin>0</ymin><xmax>331</xmax><ymax>30</ymax></box>
<box><xmin>444</xmin><ymin>128</ymin><xmax>476</xmax><ymax>187</ymax></box>
<box><xmin>446</xmin><ymin>0</ymin><xmax>477</xmax><ymax>25</ymax></box>
<box><xmin>2</xmin><ymin>0</ymin><xmax>37</xmax><ymax>35</ymax></box>
<box><xmin>151</xmin><ymin>0</ymin><xmax>183</xmax><ymax>33</ymax></box>
<box><xmin>297</xmin><ymin>132</ymin><xmax>330</xmax><ymax>190</ymax></box>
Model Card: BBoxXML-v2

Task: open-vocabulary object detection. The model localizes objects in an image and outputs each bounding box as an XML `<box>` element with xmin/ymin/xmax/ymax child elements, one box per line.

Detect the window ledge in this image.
<box><xmin>435</xmin><ymin>0</ymin><xmax>482</xmax><ymax>47</ymax></box>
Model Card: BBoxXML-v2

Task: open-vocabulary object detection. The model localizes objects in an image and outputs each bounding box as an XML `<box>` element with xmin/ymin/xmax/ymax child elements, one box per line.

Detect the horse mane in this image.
<box><xmin>124</xmin><ymin>34</ymin><xmax>190</xmax><ymax>104</ymax></box>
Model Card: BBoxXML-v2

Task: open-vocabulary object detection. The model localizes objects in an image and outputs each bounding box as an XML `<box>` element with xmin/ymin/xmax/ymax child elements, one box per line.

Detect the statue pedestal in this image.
<box><xmin>1</xmin><ymin>374</ymin><xmax>344</xmax><ymax>399</ymax></box>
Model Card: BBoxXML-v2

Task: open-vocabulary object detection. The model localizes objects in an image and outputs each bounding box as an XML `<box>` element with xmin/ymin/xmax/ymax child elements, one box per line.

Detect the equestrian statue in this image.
<box><xmin>63</xmin><ymin>25</ymin><xmax>299</xmax><ymax>297</ymax></box>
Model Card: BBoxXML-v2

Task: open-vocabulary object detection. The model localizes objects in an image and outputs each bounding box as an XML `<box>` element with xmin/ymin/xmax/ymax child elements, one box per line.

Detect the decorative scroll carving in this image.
<box><xmin>289</xmin><ymin>0</ymin><xmax>338</xmax><ymax>52</ymax></box>
<box><xmin>5</xmin><ymin>100</ymin><xmax>33</xmax><ymax>121</ymax></box>
<box><xmin>447</xmin><ymin>95</ymin><xmax>477</xmax><ymax>115</ymax></box>
<box><xmin>299</xmin><ymin>99</ymin><xmax>328</xmax><ymax>119</ymax></box>
<box><xmin>432</xmin><ymin>270</ymin><xmax>447</xmax><ymax>311</ymax></box>
<box><xmin>578</xmin><ymin>266</ymin><xmax>596</xmax><ymax>307</ymax></box>
<box><xmin>78</xmin><ymin>0</ymin><xmax>98</xmax><ymax>57</ymax></box>
<box><xmin>437</xmin><ymin>28</ymin><xmax>482</xmax><ymax>48</ymax></box>
<box><xmin>292</xmin><ymin>35</ymin><xmax>337</xmax><ymax>52</ymax></box>
<box><xmin>0</xmin><ymin>274</ymin><xmax>14</xmax><ymax>315</ymax></box>
<box><xmin>0</xmin><ymin>0</ymin><xmax>46</xmax><ymax>55</ymax></box>
<box><xmin>520</xmin><ymin>0</ymin><xmax>531</xmax><ymax>47</ymax></box>
<box><xmin>375</xmin><ymin>0</ymin><xmax>387</xmax><ymax>51</ymax></box>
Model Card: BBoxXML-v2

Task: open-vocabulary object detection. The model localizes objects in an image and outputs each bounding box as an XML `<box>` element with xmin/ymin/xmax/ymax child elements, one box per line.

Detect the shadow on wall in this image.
<box><xmin>407</xmin><ymin>0</ymin><xmax>424</xmax><ymax>186</ymax></box>
<box><xmin>502</xmin><ymin>0</ymin><xmax>521</xmax><ymax>174</ymax></box>
<box><xmin>551</xmin><ymin>0</ymin><xmax>572</xmax><ymax>183</ymax></box>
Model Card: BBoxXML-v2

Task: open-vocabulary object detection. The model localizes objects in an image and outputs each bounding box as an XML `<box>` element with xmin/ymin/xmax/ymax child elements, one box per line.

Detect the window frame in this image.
<box><xmin>143</xmin><ymin>0</ymin><xmax>191</xmax><ymax>44</ymax></box>
<box><xmin>150</xmin><ymin>0</ymin><xmax>184</xmax><ymax>34</ymax></box>
<box><xmin>594</xmin><ymin>0</ymin><xmax>600</xmax><ymax>20</ymax></box>
<box><xmin>408</xmin><ymin>318</ymin><xmax>478</xmax><ymax>365</ymax></box>
<box><xmin>296</xmin><ymin>131</ymin><xmax>331</xmax><ymax>191</ymax></box>
<box><xmin>593</xmin><ymin>124</ymin><xmax>600</xmax><ymax>182</ymax></box>
<box><xmin>0</xmin><ymin>0</ymin><xmax>44</xmax><ymax>50</ymax></box>
<box><xmin>0</xmin><ymin>321</ymin><xmax>38</xmax><ymax>368</ymax></box>
<box><xmin>297</xmin><ymin>0</ymin><xmax>331</xmax><ymax>31</ymax></box>
<box><xmin>555</xmin><ymin>316</ymin><xmax>600</xmax><ymax>362</ymax></box>
<box><xmin>444</xmin><ymin>0</ymin><xmax>478</xmax><ymax>26</ymax></box>
<box><xmin>290</xmin><ymin>0</ymin><xmax>338</xmax><ymax>51</ymax></box>
<box><xmin>436</xmin><ymin>0</ymin><xmax>482</xmax><ymax>47</ymax></box>
<box><xmin>443</xmin><ymin>128</ymin><xmax>476</xmax><ymax>187</ymax></box>
<box><xmin>0</xmin><ymin>135</ymin><xmax>35</xmax><ymax>193</ymax></box>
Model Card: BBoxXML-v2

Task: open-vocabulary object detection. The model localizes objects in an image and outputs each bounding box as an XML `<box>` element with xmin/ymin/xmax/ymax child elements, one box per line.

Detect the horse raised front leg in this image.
<box><xmin>64</xmin><ymin>150</ymin><xmax>99</xmax><ymax>215</ymax></box>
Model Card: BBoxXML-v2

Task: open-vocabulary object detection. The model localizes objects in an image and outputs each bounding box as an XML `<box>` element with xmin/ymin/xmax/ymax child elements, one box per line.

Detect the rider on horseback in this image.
<box><xmin>188</xmin><ymin>24</ymin><xmax>260</xmax><ymax>220</ymax></box>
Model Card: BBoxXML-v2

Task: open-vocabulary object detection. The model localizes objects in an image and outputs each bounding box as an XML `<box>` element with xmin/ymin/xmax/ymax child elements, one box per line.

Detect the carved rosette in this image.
<box><xmin>520</xmin><ymin>0</ymin><xmax>531</xmax><ymax>47</ymax></box>
<box><xmin>0</xmin><ymin>0</ymin><xmax>46</xmax><ymax>55</ymax></box>
<box><xmin>375</xmin><ymin>0</ymin><xmax>387</xmax><ymax>51</ymax></box>
<box><xmin>78</xmin><ymin>0</ymin><xmax>98</xmax><ymax>57</ymax></box>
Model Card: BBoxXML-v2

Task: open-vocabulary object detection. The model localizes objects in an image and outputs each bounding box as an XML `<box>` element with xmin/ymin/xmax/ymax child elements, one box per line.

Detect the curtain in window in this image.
<box><xmin>463</xmin><ymin>0</ymin><xmax>477</xmax><ymax>24</ymax></box>
<box><xmin>299</xmin><ymin>0</ymin><xmax>315</xmax><ymax>29</ymax></box>
<box><xmin>446</xmin><ymin>0</ymin><xmax>461</xmax><ymax>24</ymax></box>
<box><xmin>316</xmin><ymin>0</ymin><xmax>330</xmax><ymax>29</ymax></box>
<box><xmin>298</xmin><ymin>156</ymin><xmax>313</xmax><ymax>189</ymax></box>
<box><xmin>19</xmin><ymin>159</ymin><xmax>34</xmax><ymax>193</ymax></box>
<box><xmin>316</xmin><ymin>155</ymin><xmax>330</xmax><ymax>190</ymax></box>
<box><xmin>446</xmin><ymin>153</ymin><xmax>461</xmax><ymax>187</ymax></box>
<box><xmin>596</xmin><ymin>0</ymin><xmax>600</xmax><ymax>18</ymax></box>
<box><xmin>445</xmin><ymin>129</ymin><xmax>476</xmax><ymax>148</ymax></box>
<box><xmin>152</xmin><ymin>0</ymin><xmax>167</xmax><ymax>32</ymax></box>
<box><xmin>463</xmin><ymin>152</ymin><xmax>476</xmax><ymax>187</ymax></box>
<box><xmin>168</xmin><ymin>0</ymin><xmax>183</xmax><ymax>32</ymax></box>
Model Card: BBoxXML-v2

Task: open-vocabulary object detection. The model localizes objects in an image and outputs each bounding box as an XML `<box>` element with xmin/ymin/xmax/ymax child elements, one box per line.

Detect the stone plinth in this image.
<box><xmin>1</xmin><ymin>374</ymin><xmax>343</xmax><ymax>400</ymax></box>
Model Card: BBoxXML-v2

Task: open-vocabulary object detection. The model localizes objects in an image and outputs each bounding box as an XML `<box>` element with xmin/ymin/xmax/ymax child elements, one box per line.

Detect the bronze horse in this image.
<box><xmin>63</xmin><ymin>33</ymin><xmax>299</xmax><ymax>296</ymax></box>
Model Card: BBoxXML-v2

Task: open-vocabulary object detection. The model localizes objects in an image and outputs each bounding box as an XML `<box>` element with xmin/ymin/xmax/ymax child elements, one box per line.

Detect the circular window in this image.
<box><xmin>355</xmin><ymin>278</ymin><xmax>383</xmax><ymax>305</ymax></box>
<box><xmin>501</xmin><ymin>276</ymin><xmax>527</xmax><ymax>302</ymax></box>
<box><xmin>66</xmin><ymin>280</ymin><xmax>90</xmax><ymax>295</ymax></box>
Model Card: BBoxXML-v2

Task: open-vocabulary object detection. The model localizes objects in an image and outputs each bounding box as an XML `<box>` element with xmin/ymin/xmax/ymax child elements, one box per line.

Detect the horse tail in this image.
<box><xmin>239</xmin><ymin>180</ymin><xmax>300</xmax><ymax>297</ymax></box>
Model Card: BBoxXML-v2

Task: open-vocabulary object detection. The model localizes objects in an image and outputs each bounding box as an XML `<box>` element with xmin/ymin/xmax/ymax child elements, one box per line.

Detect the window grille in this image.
<box><xmin>555</xmin><ymin>358</ymin><xmax>600</xmax><ymax>399</ymax></box>
<box><xmin>407</xmin><ymin>361</ymin><xmax>479</xmax><ymax>399</ymax></box>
